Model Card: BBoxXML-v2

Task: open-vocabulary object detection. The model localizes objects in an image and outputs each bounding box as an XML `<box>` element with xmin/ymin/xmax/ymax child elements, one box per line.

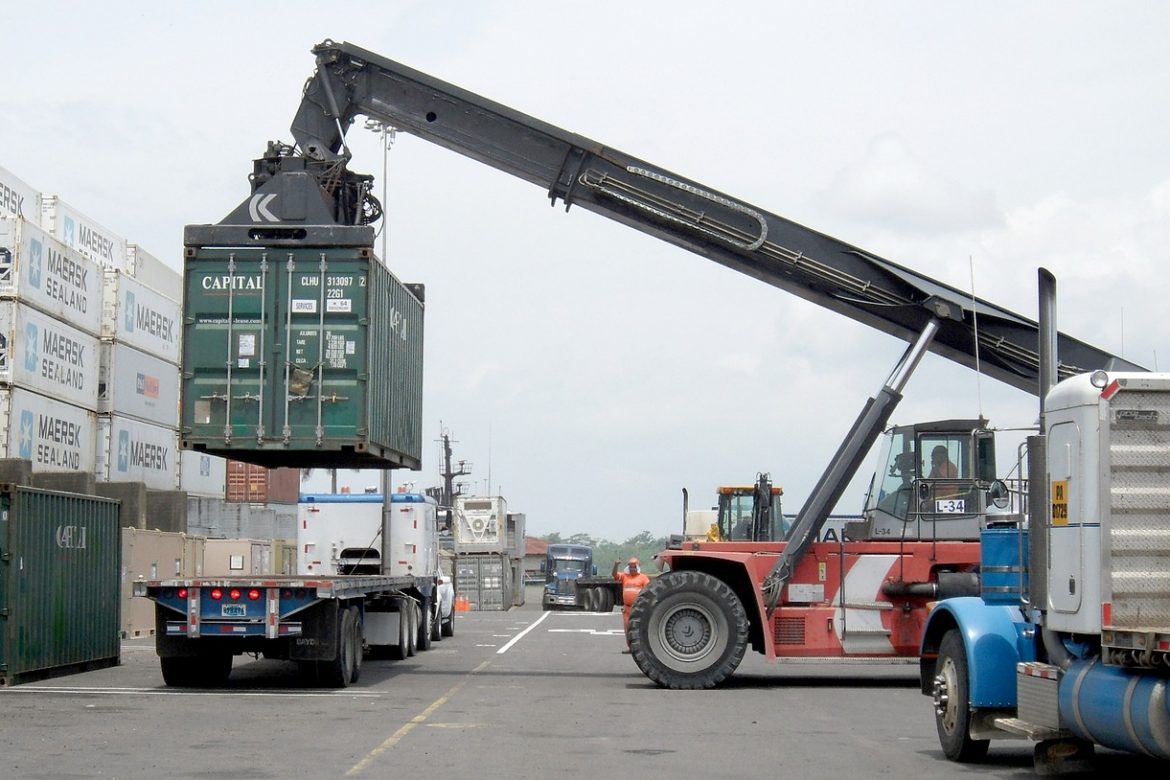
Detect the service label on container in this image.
<box><xmin>1</xmin><ymin>301</ymin><xmax>100</xmax><ymax>410</ymax></box>
<box><xmin>2</xmin><ymin>387</ymin><xmax>97</xmax><ymax>472</ymax></box>
<box><xmin>0</xmin><ymin>163</ymin><xmax>40</xmax><ymax>220</ymax></box>
<box><xmin>99</xmin><ymin>341</ymin><xmax>180</xmax><ymax>428</ymax></box>
<box><xmin>0</xmin><ymin>218</ymin><xmax>103</xmax><ymax>335</ymax></box>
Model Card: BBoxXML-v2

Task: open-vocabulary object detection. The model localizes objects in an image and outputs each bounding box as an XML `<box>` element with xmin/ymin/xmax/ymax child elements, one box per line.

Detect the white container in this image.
<box><xmin>98</xmin><ymin>341</ymin><xmax>180</xmax><ymax>427</ymax></box>
<box><xmin>296</xmin><ymin>492</ymin><xmax>439</xmax><ymax>579</ymax></box>
<box><xmin>0</xmin><ymin>164</ymin><xmax>40</xmax><ymax>222</ymax></box>
<box><xmin>453</xmin><ymin>494</ymin><xmax>509</xmax><ymax>553</ymax></box>
<box><xmin>40</xmin><ymin>195</ymin><xmax>128</xmax><ymax>271</ymax></box>
<box><xmin>179</xmin><ymin>449</ymin><xmax>227</xmax><ymax>498</ymax></box>
<box><xmin>0</xmin><ymin>217</ymin><xmax>103</xmax><ymax>335</ymax></box>
<box><xmin>0</xmin><ymin>386</ymin><xmax>97</xmax><ymax>473</ymax></box>
<box><xmin>102</xmin><ymin>270</ymin><xmax>180</xmax><ymax>364</ymax></box>
<box><xmin>0</xmin><ymin>300</ymin><xmax>100</xmax><ymax>410</ymax></box>
<box><xmin>126</xmin><ymin>244</ymin><xmax>182</xmax><ymax>303</ymax></box>
<box><xmin>96</xmin><ymin>413</ymin><xmax>179</xmax><ymax>490</ymax></box>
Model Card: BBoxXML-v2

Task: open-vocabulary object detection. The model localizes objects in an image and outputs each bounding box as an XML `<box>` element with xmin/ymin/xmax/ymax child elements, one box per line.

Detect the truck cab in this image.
<box><xmin>852</xmin><ymin>419</ymin><xmax>999</xmax><ymax>542</ymax></box>
<box><xmin>542</xmin><ymin>544</ymin><xmax>594</xmax><ymax>609</ymax></box>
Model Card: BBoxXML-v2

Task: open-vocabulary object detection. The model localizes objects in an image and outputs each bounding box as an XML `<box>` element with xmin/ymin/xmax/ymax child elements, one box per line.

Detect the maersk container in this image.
<box><xmin>0</xmin><ymin>301</ymin><xmax>100</xmax><ymax>410</ymax></box>
<box><xmin>0</xmin><ymin>217</ymin><xmax>103</xmax><ymax>335</ymax></box>
<box><xmin>96</xmin><ymin>414</ymin><xmax>179</xmax><ymax>491</ymax></box>
<box><xmin>126</xmin><ymin>244</ymin><xmax>182</xmax><ymax>303</ymax></box>
<box><xmin>0</xmin><ymin>387</ymin><xmax>98</xmax><ymax>473</ymax></box>
<box><xmin>181</xmin><ymin>247</ymin><xmax>424</xmax><ymax>469</ymax></box>
<box><xmin>0</xmin><ymin>163</ymin><xmax>40</xmax><ymax>222</ymax></box>
<box><xmin>101</xmin><ymin>270</ymin><xmax>181</xmax><ymax>365</ymax></box>
<box><xmin>178</xmin><ymin>449</ymin><xmax>227</xmax><ymax>498</ymax></box>
<box><xmin>0</xmin><ymin>485</ymin><xmax>120</xmax><ymax>686</ymax></box>
<box><xmin>97</xmin><ymin>341</ymin><xmax>180</xmax><ymax>428</ymax></box>
<box><xmin>40</xmin><ymin>195</ymin><xmax>128</xmax><ymax>271</ymax></box>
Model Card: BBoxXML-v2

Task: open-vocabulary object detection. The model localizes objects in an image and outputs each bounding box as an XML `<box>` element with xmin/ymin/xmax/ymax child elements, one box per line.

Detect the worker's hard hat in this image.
<box><xmin>628</xmin><ymin>557</ymin><xmax>639</xmax><ymax>566</ymax></box>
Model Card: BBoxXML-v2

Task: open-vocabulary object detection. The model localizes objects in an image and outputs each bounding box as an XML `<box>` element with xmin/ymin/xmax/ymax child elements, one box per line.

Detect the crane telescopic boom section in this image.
<box><xmin>291</xmin><ymin>39</ymin><xmax>1143</xmax><ymax>394</ymax></box>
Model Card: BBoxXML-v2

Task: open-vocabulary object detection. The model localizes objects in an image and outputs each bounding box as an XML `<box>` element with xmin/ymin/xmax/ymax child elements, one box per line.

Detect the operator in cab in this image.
<box><xmin>612</xmin><ymin>557</ymin><xmax>651</xmax><ymax>653</ymax></box>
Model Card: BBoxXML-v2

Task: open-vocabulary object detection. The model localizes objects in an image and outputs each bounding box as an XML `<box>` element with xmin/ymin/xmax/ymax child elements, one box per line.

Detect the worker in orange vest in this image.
<box><xmin>612</xmin><ymin>556</ymin><xmax>650</xmax><ymax>653</ymax></box>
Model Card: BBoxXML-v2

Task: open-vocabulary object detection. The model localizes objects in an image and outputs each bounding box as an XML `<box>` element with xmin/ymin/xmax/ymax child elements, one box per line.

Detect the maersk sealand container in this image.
<box><xmin>180</xmin><ymin>246</ymin><xmax>423</xmax><ymax>469</ymax></box>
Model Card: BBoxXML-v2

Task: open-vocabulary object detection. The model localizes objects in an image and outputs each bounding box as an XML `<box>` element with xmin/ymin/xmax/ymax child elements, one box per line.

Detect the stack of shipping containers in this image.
<box><xmin>451</xmin><ymin>495</ymin><xmax>527</xmax><ymax>610</ymax></box>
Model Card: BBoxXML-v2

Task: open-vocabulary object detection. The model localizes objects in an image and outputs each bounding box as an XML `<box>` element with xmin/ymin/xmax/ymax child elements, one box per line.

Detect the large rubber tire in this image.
<box><xmin>389</xmin><ymin>604</ymin><xmax>410</xmax><ymax>661</ymax></box>
<box><xmin>599</xmin><ymin>587</ymin><xmax>614</xmax><ymax>613</ymax></box>
<box><xmin>932</xmin><ymin>629</ymin><xmax>990</xmax><ymax>762</ymax></box>
<box><xmin>627</xmin><ymin>570</ymin><xmax>748</xmax><ymax>690</ymax></box>
<box><xmin>581</xmin><ymin>588</ymin><xmax>597</xmax><ymax>612</ymax></box>
<box><xmin>348</xmin><ymin>606</ymin><xmax>363</xmax><ymax>684</ymax></box>
<box><xmin>441</xmin><ymin>606</ymin><xmax>455</xmax><ymax>638</ymax></box>
<box><xmin>406</xmin><ymin>602</ymin><xmax>419</xmax><ymax>657</ymax></box>
<box><xmin>431</xmin><ymin>599</ymin><xmax>443</xmax><ymax>643</ymax></box>
<box><xmin>160</xmin><ymin>654</ymin><xmax>231</xmax><ymax>688</ymax></box>
<box><xmin>319</xmin><ymin>607</ymin><xmax>356</xmax><ymax>688</ymax></box>
<box><xmin>417</xmin><ymin>596</ymin><xmax>433</xmax><ymax>652</ymax></box>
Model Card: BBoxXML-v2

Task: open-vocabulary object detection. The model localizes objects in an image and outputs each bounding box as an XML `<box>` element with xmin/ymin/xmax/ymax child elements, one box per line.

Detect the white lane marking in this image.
<box><xmin>496</xmin><ymin>610</ymin><xmax>552</xmax><ymax>654</ymax></box>
<box><xmin>548</xmin><ymin>629</ymin><xmax>624</xmax><ymax>636</ymax></box>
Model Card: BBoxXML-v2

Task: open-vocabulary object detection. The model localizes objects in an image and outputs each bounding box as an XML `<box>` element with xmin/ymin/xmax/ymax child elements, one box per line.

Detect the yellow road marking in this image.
<box><xmin>345</xmin><ymin>660</ymin><xmax>491</xmax><ymax>776</ymax></box>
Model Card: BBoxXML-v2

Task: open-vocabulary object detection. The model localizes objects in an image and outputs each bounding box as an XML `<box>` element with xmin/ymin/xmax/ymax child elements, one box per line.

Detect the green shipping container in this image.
<box><xmin>0</xmin><ymin>485</ymin><xmax>121</xmax><ymax>686</ymax></box>
<box><xmin>181</xmin><ymin>247</ymin><xmax>423</xmax><ymax>469</ymax></box>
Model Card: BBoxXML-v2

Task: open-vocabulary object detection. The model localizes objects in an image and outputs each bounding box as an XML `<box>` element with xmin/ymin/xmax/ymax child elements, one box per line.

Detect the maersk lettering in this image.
<box><xmin>135</xmin><ymin>304</ymin><xmax>175</xmax><ymax>342</ymax></box>
<box><xmin>45</xmin><ymin>245</ymin><xmax>89</xmax><ymax>289</ymax></box>
<box><xmin>1</xmin><ymin>181</ymin><xmax>24</xmax><ymax>216</ymax></box>
<box><xmin>130</xmin><ymin>441</ymin><xmax>169</xmax><ymax>471</ymax></box>
<box><xmin>41</xmin><ymin>329</ymin><xmax>86</xmax><ymax>366</ymax></box>
<box><xmin>77</xmin><ymin>223</ymin><xmax>115</xmax><ymax>262</ymax></box>
<box><xmin>202</xmin><ymin>275</ymin><xmax>263</xmax><ymax>291</ymax></box>
<box><xmin>38</xmin><ymin>415</ymin><xmax>82</xmax><ymax>446</ymax></box>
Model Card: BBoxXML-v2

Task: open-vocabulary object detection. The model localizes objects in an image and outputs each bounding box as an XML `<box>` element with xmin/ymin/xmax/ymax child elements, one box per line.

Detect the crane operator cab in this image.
<box><xmin>853</xmin><ymin>419</ymin><xmax>997</xmax><ymax>542</ymax></box>
<box><xmin>716</xmin><ymin>474</ymin><xmax>788</xmax><ymax>542</ymax></box>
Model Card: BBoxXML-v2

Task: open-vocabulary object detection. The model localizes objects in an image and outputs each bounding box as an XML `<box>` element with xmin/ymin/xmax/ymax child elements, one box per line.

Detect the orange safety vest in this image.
<box><xmin>615</xmin><ymin>571</ymin><xmax>650</xmax><ymax>607</ymax></box>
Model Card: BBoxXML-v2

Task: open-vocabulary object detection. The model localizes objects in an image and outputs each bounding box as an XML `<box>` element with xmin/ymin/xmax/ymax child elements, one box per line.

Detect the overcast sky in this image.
<box><xmin>3</xmin><ymin>3</ymin><xmax>1168</xmax><ymax>542</ymax></box>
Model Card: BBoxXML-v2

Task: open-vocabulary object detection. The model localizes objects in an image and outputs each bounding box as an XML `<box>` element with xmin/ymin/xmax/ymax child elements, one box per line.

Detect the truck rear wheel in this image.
<box><xmin>418</xmin><ymin>596</ymin><xmax>433</xmax><ymax>652</ymax></box>
<box><xmin>319</xmin><ymin>607</ymin><xmax>357</xmax><ymax>688</ymax></box>
<box><xmin>441</xmin><ymin>605</ymin><xmax>455</xmax><ymax>637</ymax></box>
<box><xmin>430</xmin><ymin>598</ymin><xmax>443</xmax><ymax>642</ymax></box>
<box><xmin>932</xmin><ymin>629</ymin><xmax>989</xmax><ymax>762</ymax></box>
<box><xmin>390</xmin><ymin>602</ymin><xmax>411</xmax><ymax>661</ymax></box>
<box><xmin>406</xmin><ymin>602</ymin><xmax>419</xmax><ymax>657</ymax></box>
<box><xmin>599</xmin><ymin>587</ymin><xmax>614</xmax><ymax>613</ymax></box>
<box><xmin>627</xmin><ymin>570</ymin><xmax>748</xmax><ymax>689</ymax></box>
<box><xmin>348</xmin><ymin>606</ymin><xmax>363</xmax><ymax>684</ymax></box>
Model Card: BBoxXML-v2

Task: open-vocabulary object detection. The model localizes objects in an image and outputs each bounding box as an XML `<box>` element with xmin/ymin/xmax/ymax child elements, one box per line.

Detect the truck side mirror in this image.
<box><xmin>988</xmin><ymin>480</ymin><xmax>1010</xmax><ymax>510</ymax></box>
<box><xmin>592</xmin><ymin>565</ymin><xmax>598</xmax><ymax>576</ymax></box>
<box><xmin>540</xmin><ymin>561</ymin><xmax>546</xmax><ymax>572</ymax></box>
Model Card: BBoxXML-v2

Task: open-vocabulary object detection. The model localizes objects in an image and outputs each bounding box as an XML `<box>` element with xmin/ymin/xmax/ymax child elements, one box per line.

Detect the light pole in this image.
<box><xmin>362</xmin><ymin>118</ymin><xmax>397</xmax><ymax>264</ymax></box>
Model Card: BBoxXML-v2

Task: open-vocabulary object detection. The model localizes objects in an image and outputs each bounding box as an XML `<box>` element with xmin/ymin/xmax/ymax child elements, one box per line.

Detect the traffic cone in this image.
<box><xmin>455</xmin><ymin>594</ymin><xmax>471</xmax><ymax>612</ymax></box>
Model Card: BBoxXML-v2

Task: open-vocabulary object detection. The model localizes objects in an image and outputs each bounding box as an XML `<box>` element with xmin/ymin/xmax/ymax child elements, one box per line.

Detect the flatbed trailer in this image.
<box><xmin>134</xmin><ymin>573</ymin><xmax>435</xmax><ymax>688</ymax></box>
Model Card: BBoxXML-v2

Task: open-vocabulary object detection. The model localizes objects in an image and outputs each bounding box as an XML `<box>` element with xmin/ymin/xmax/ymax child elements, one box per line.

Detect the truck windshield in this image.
<box><xmin>553</xmin><ymin>559</ymin><xmax>588</xmax><ymax>574</ymax></box>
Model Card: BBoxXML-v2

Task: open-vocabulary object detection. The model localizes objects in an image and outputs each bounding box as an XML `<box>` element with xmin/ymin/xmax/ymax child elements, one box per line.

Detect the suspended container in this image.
<box><xmin>0</xmin><ymin>485</ymin><xmax>120</xmax><ymax>686</ymax></box>
<box><xmin>180</xmin><ymin>246</ymin><xmax>424</xmax><ymax>469</ymax></box>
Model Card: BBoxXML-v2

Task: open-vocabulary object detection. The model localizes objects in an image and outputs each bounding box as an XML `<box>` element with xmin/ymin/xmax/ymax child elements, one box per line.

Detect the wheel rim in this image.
<box><xmin>651</xmin><ymin>600</ymin><xmax>724</xmax><ymax>671</ymax></box>
<box><xmin>933</xmin><ymin>658</ymin><xmax>959</xmax><ymax>735</ymax></box>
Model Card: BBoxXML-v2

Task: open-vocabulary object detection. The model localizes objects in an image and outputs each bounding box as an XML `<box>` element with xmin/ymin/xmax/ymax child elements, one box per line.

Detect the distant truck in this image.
<box><xmin>134</xmin><ymin>490</ymin><xmax>448</xmax><ymax>688</ymax></box>
<box><xmin>542</xmin><ymin>543</ymin><xmax>622</xmax><ymax>612</ymax></box>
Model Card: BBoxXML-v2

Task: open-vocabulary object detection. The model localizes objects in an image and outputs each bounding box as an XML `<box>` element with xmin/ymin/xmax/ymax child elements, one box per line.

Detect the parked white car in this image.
<box><xmin>435</xmin><ymin>552</ymin><xmax>455</xmax><ymax>638</ymax></box>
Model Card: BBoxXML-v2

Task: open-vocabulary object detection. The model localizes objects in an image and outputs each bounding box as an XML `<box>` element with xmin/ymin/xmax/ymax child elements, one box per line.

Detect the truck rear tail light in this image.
<box><xmin>281</xmin><ymin>589</ymin><xmax>293</xmax><ymax>599</ymax></box>
<box><xmin>178</xmin><ymin>588</ymin><xmax>188</xmax><ymax>599</ymax></box>
<box><xmin>229</xmin><ymin>588</ymin><xmax>242</xmax><ymax>601</ymax></box>
<box><xmin>210</xmin><ymin>588</ymin><xmax>224</xmax><ymax>601</ymax></box>
<box><xmin>248</xmin><ymin>589</ymin><xmax>262</xmax><ymax>601</ymax></box>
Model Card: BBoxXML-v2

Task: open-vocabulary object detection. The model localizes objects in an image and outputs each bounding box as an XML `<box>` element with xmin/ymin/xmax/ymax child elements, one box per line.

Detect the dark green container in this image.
<box><xmin>180</xmin><ymin>247</ymin><xmax>424</xmax><ymax>469</ymax></box>
<box><xmin>0</xmin><ymin>485</ymin><xmax>121</xmax><ymax>686</ymax></box>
